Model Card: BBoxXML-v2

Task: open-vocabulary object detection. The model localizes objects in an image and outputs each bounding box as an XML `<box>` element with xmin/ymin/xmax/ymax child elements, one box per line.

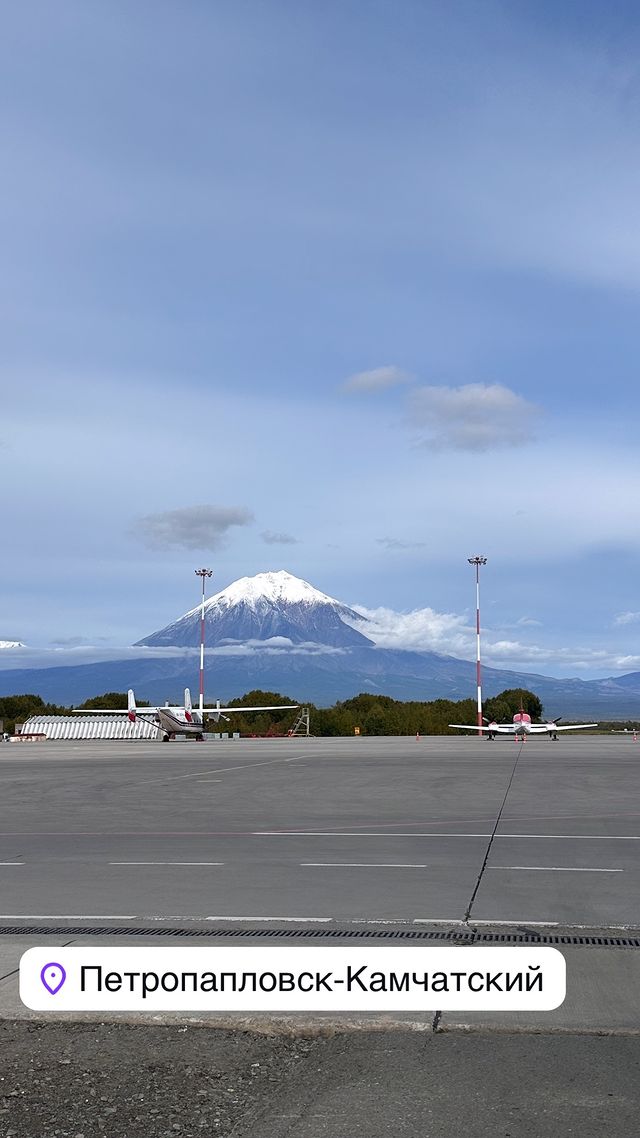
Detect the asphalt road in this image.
<box><xmin>0</xmin><ymin>735</ymin><xmax>638</xmax><ymax>927</ymax></box>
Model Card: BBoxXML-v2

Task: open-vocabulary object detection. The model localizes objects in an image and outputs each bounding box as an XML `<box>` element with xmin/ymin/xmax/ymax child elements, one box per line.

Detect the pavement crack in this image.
<box><xmin>0</xmin><ymin>936</ymin><xmax>76</xmax><ymax>984</ymax></box>
<box><xmin>431</xmin><ymin>1010</ymin><xmax>443</xmax><ymax>1032</ymax></box>
<box><xmin>463</xmin><ymin>741</ymin><xmax>525</xmax><ymax>925</ymax></box>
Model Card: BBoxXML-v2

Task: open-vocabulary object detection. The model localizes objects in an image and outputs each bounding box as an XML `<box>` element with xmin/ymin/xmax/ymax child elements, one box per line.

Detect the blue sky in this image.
<box><xmin>2</xmin><ymin>0</ymin><xmax>640</xmax><ymax>678</ymax></box>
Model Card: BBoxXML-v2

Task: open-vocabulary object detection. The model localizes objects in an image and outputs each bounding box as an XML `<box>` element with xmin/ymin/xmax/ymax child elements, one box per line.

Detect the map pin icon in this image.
<box><xmin>41</xmin><ymin>963</ymin><xmax>66</xmax><ymax>995</ymax></box>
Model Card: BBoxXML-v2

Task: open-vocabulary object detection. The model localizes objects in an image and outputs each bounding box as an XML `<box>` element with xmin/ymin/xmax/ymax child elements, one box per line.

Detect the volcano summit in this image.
<box><xmin>135</xmin><ymin>570</ymin><xmax>374</xmax><ymax>649</ymax></box>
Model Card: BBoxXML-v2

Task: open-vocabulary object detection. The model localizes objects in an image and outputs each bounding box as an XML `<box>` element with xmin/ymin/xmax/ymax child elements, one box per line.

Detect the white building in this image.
<box><xmin>19</xmin><ymin>715</ymin><xmax>160</xmax><ymax>741</ymax></box>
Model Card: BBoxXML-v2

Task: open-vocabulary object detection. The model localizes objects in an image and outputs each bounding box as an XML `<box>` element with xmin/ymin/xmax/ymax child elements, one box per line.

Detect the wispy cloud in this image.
<box><xmin>408</xmin><ymin>383</ymin><xmax>538</xmax><ymax>452</ymax></box>
<box><xmin>0</xmin><ymin>645</ymin><xmax>199</xmax><ymax>671</ymax></box>
<box><xmin>342</xmin><ymin>366</ymin><xmax>413</xmax><ymax>394</ymax></box>
<box><xmin>376</xmin><ymin>537</ymin><xmax>426</xmax><ymax>551</ymax></box>
<box><xmin>49</xmin><ymin>635</ymin><xmax>111</xmax><ymax>646</ymax></box>
<box><xmin>614</xmin><ymin>611</ymin><xmax>640</xmax><ymax>626</ymax></box>
<box><xmin>0</xmin><ymin>640</ymin><xmax>344</xmax><ymax>671</ymax></box>
<box><xmin>260</xmin><ymin>530</ymin><xmax>299</xmax><ymax>545</ymax></box>
<box><xmin>134</xmin><ymin>505</ymin><xmax>254</xmax><ymax>551</ymax></box>
<box><xmin>210</xmin><ymin>639</ymin><xmax>343</xmax><ymax>657</ymax></box>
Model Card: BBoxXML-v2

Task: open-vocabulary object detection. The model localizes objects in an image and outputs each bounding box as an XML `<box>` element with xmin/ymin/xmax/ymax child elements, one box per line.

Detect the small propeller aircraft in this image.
<box><xmin>72</xmin><ymin>688</ymin><xmax>298</xmax><ymax>742</ymax></box>
<box><xmin>449</xmin><ymin>710</ymin><xmax>598</xmax><ymax>741</ymax></box>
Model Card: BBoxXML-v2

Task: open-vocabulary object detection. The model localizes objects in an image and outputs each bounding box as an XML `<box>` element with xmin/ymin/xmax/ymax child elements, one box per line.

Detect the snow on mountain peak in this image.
<box><xmin>203</xmin><ymin>570</ymin><xmax>341</xmax><ymax>612</ymax></box>
<box><xmin>136</xmin><ymin>570</ymin><xmax>374</xmax><ymax>648</ymax></box>
<box><xmin>0</xmin><ymin>641</ymin><xmax>25</xmax><ymax>649</ymax></box>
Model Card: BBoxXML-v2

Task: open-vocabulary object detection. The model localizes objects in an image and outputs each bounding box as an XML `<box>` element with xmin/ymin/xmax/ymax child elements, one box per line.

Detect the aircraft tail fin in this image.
<box><xmin>127</xmin><ymin>689</ymin><xmax>136</xmax><ymax>723</ymax></box>
<box><xmin>184</xmin><ymin>688</ymin><xmax>193</xmax><ymax>722</ymax></box>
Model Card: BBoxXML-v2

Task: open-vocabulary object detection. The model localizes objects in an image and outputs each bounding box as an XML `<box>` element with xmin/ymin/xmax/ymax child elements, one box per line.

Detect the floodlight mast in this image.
<box><xmin>468</xmin><ymin>556</ymin><xmax>488</xmax><ymax>731</ymax></box>
<box><xmin>195</xmin><ymin>569</ymin><xmax>213</xmax><ymax>717</ymax></box>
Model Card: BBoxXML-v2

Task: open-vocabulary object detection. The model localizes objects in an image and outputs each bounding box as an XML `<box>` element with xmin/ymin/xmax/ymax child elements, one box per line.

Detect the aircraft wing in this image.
<box><xmin>551</xmin><ymin>723</ymin><xmax>598</xmax><ymax>732</ymax></box>
<box><xmin>202</xmin><ymin>705</ymin><xmax>299</xmax><ymax>713</ymax></box>
<box><xmin>71</xmin><ymin>707</ymin><xmax>161</xmax><ymax>714</ymax></box>
<box><xmin>448</xmin><ymin>723</ymin><xmax>495</xmax><ymax>732</ymax></box>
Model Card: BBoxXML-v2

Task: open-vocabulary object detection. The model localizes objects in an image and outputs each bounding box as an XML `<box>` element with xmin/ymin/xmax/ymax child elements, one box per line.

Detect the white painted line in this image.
<box><xmin>254</xmin><ymin>832</ymin><xmax>491</xmax><ymax>838</ymax></box>
<box><xmin>2</xmin><ymin>913</ymin><xmax>636</xmax><ymax>932</ymax></box>
<box><xmin>499</xmin><ymin>834</ymin><xmax>640</xmax><ymax>840</ymax></box>
<box><xmin>488</xmin><ymin>866</ymin><xmax>623</xmax><ymax>873</ymax></box>
<box><xmin>0</xmin><ymin>914</ymin><xmax>138</xmax><ymax>920</ymax></box>
<box><xmin>254</xmin><ymin>831</ymin><xmax>640</xmax><ymax>840</ymax></box>
<box><xmin>301</xmin><ymin>863</ymin><xmax>428</xmax><ymax>868</ymax></box>
<box><xmin>109</xmin><ymin>862</ymin><xmax>225</xmax><ymax>867</ymax></box>
<box><xmin>0</xmin><ymin>862</ymin><xmax>24</xmax><ymax>866</ymax></box>
<box><xmin>465</xmin><ymin>919</ymin><xmax>640</xmax><ymax>930</ymax></box>
<box><xmin>202</xmin><ymin>916</ymin><xmax>333</xmax><ymax>923</ymax></box>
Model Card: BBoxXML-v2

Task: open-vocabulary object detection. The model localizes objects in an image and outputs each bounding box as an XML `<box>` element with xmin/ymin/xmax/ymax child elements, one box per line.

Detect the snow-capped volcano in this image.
<box><xmin>135</xmin><ymin>570</ymin><xmax>374</xmax><ymax>649</ymax></box>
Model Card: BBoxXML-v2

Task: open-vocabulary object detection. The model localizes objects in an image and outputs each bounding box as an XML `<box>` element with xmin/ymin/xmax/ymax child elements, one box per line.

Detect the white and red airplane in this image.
<box><xmin>449</xmin><ymin>710</ymin><xmax>598</xmax><ymax>741</ymax></box>
<box><xmin>72</xmin><ymin>688</ymin><xmax>298</xmax><ymax>742</ymax></box>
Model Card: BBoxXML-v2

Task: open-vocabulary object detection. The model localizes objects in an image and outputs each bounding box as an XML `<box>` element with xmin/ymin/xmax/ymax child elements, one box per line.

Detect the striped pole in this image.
<box><xmin>195</xmin><ymin>568</ymin><xmax>213</xmax><ymax>717</ymax></box>
<box><xmin>468</xmin><ymin>557</ymin><xmax>487</xmax><ymax>731</ymax></box>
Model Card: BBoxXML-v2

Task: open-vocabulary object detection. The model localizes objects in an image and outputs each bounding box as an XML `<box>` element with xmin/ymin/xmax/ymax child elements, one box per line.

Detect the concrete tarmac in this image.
<box><xmin>0</xmin><ymin>735</ymin><xmax>638</xmax><ymax>1033</ymax></box>
<box><xmin>0</xmin><ymin>735</ymin><xmax>638</xmax><ymax>927</ymax></box>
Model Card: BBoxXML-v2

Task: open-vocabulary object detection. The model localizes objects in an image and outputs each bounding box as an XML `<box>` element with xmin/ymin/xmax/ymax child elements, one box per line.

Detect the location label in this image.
<box><xmin>40</xmin><ymin>963</ymin><xmax>66</xmax><ymax>995</ymax></box>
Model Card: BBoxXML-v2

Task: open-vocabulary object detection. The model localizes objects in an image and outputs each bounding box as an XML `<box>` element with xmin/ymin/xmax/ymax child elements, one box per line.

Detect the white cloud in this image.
<box><xmin>349</xmin><ymin>604</ymin><xmax>472</xmax><ymax>656</ymax></box>
<box><xmin>134</xmin><ymin>505</ymin><xmax>254</xmax><ymax>552</ymax></box>
<box><xmin>614</xmin><ymin>612</ymin><xmax>640</xmax><ymax>626</ymax></box>
<box><xmin>347</xmin><ymin>603</ymin><xmax>639</xmax><ymax>675</ymax></box>
<box><xmin>613</xmin><ymin>655</ymin><xmax>640</xmax><ymax>670</ymax></box>
<box><xmin>342</xmin><ymin>366</ymin><xmax>413</xmax><ymax>394</ymax></box>
<box><xmin>210</xmin><ymin>640</ymin><xmax>343</xmax><ymax>657</ymax></box>
<box><xmin>408</xmin><ymin>383</ymin><xmax>539</xmax><ymax>452</ymax></box>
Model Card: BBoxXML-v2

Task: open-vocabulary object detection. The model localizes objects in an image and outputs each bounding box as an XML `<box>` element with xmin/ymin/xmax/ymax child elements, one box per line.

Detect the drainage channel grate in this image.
<box><xmin>0</xmin><ymin>924</ymin><xmax>639</xmax><ymax>947</ymax></box>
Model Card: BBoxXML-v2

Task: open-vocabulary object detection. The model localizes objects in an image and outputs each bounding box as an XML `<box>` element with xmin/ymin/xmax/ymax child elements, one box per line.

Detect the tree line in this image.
<box><xmin>3</xmin><ymin>687</ymin><xmax>621</xmax><ymax>737</ymax></box>
<box><xmin>223</xmin><ymin>688</ymin><xmax>543</xmax><ymax>736</ymax></box>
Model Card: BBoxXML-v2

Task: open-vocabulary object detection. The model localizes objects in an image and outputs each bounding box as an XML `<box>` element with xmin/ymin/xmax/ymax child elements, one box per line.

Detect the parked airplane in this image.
<box><xmin>72</xmin><ymin>688</ymin><xmax>298</xmax><ymax>741</ymax></box>
<box><xmin>449</xmin><ymin>710</ymin><xmax>598</xmax><ymax>741</ymax></box>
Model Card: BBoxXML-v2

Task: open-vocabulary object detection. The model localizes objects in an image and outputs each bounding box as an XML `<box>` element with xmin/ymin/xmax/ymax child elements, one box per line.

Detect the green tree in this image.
<box><xmin>0</xmin><ymin>694</ymin><xmax>70</xmax><ymax>734</ymax></box>
<box><xmin>220</xmin><ymin>690</ymin><xmax>299</xmax><ymax>735</ymax></box>
<box><xmin>483</xmin><ymin>689</ymin><xmax>543</xmax><ymax>722</ymax></box>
